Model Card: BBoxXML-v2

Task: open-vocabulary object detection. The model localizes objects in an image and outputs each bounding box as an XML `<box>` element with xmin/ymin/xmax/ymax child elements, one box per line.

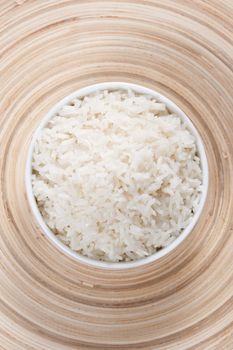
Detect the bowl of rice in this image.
<box><xmin>26</xmin><ymin>82</ymin><xmax>208</xmax><ymax>269</ymax></box>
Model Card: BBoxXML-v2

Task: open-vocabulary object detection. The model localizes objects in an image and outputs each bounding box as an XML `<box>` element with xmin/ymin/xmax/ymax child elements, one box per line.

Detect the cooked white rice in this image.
<box><xmin>32</xmin><ymin>89</ymin><xmax>202</xmax><ymax>262</ymax></box>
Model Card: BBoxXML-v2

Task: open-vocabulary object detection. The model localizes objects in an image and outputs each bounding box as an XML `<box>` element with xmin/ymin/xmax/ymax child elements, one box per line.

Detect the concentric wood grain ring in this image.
<box><xmin>0</xmin><ymin>1</ymin><xmax>233</xmax><ymax>349</ymax></box>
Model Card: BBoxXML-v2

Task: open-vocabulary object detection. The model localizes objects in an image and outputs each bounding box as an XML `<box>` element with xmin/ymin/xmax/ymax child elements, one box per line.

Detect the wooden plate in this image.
<box><xmin>0</xmin><ymin>1</ymin><xmax>233</xmax><ymax>349</ymax></box>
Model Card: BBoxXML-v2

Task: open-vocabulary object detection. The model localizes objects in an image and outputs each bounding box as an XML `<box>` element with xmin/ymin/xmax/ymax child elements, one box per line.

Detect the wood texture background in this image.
<box><xmin>0</xmin><ymin>0</ymin><xmax>233</xmax><ymax>349</ymax></box>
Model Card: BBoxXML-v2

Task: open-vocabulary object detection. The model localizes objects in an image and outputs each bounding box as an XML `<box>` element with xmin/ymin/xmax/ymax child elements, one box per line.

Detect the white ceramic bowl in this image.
<box><xmin>26</xmin><ymin>82</ymin><xmax>209</xmax><ymax>269</ymax></box>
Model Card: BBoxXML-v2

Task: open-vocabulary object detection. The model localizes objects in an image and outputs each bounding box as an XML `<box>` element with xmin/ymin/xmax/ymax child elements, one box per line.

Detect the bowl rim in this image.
<box><xmin>25</xmin><ymin>82</ymin><xmax>209</xmax><ymax>269</ymax></box>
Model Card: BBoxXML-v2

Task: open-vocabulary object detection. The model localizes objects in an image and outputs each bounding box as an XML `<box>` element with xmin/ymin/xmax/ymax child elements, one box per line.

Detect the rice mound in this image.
<box><xmin>32</xmin><ymin>89</ymin><xmax>202</xmax><ymax>262</ymax></box>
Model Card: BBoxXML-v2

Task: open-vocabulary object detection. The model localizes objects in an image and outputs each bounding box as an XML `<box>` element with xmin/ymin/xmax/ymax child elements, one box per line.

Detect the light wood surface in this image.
<box><xmin>0</xmin><ymin>1</ymin><xmax>233</xmax><ymax>349</ymax></box>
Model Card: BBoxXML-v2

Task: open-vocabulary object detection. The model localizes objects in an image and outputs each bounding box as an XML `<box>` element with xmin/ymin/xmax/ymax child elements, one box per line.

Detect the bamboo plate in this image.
<box><xmin>0</xmin><ymin>1</ymin><xmax>233</xmax><ymax>349</ymax></box>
